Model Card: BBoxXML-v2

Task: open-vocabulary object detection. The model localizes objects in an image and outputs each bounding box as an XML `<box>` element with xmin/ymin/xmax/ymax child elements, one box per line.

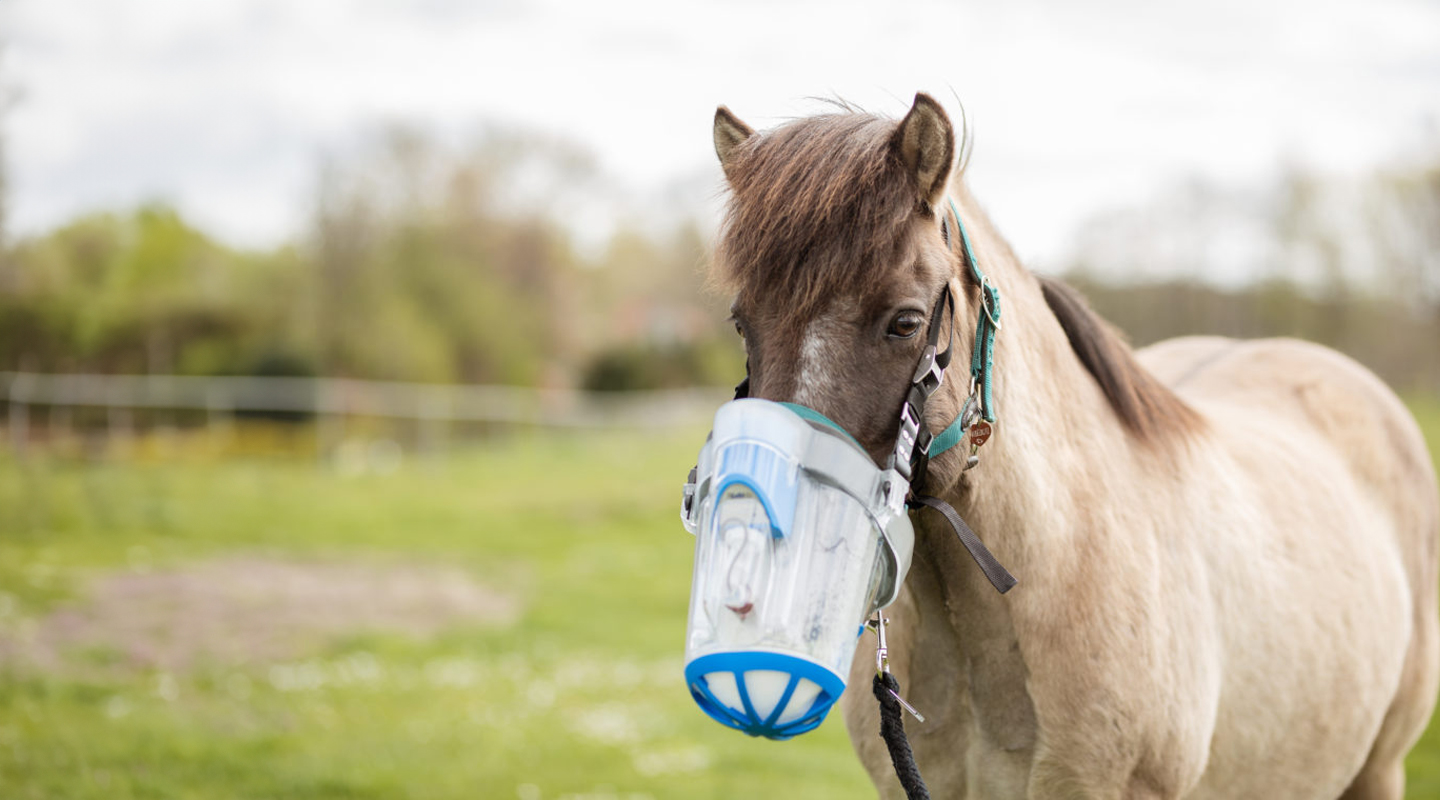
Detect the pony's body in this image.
<box><xmin>708</xmin><ymin>96</ymin><xmax>1439</xmax><ymax>799</ymax></box>
<box><xmin>845</xmin><ymin>314</ymin><xmax>1439</xmax><ymax>799</ymax></box>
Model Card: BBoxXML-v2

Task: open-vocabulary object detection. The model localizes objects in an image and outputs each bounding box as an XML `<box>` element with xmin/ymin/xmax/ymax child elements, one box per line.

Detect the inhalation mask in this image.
<box><xmin>679</xmin><ymin>204</ymin><xmax>1018</xmax><ymax>743</ymax></box>
<box><xmin>680</xmin><ymin>399</ymin><xmax>915</xmax><ymax>739</ymax></box>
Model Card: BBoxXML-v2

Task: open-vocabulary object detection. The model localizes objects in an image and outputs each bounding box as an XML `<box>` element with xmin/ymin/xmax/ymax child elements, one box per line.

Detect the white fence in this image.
<box><xmin>0</xmin><ymin>372</ymin><xmax>728</xmax><ymax>457</ymax></box>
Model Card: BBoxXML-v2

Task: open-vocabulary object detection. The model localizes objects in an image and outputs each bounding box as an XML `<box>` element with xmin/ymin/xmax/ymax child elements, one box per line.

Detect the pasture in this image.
<box><xmin>2</xmin><ymin>396</ymin><xmax>1439</xmax><ymax>799</ymax></box>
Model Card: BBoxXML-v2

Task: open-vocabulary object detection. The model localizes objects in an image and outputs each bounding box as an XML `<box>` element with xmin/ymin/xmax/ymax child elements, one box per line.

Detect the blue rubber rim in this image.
<box><xmin>684</xmin><ymin>651</ymin><xmax>847</xmax><ymax>740</ymax></box>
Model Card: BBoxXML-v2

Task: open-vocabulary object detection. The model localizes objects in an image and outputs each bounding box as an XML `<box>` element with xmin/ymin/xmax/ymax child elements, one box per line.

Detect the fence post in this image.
<box><xmin>419</xmin><ymin>391</ymin><xmax>447</xmax><ymax>464</ymax></box>
<box><xmin>8</xmin><ymin>398</ymin><xmax>26</xmax><ymax>461</ymax></box>
<box><xmin>206</xmin><ymin>385</ymin><xmax>234</xmax><ymax>453</ymax></box>
<box><xmin>50</xmin><ymin>402</ymin><xmax>73</xmax><ymax>454</ymax></box>
<box><xmin>107</xmin><ymin>407</ymin><xmax>128</xmax><ymax>457</ymax></box>
<box><xmin>316</xmin><ymin>380</ymin><xmax>341</xmax><ymax>467</ymax></box>
<box><xmin>6</xmin><ymin>373</ymin><xmax>30</xmax><ymax>461</ymax></box>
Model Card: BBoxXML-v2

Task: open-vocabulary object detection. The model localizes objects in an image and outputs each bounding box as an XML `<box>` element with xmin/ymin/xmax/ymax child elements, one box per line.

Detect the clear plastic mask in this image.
<box><xmin>681</xmin><ymin>400</ymin><xmax>913</xmax><ymax>738</ymax></box>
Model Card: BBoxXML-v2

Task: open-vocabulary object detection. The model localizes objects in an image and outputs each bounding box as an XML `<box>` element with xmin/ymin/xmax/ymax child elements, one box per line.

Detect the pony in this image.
<box><xmin>706</xmin><ymin>92</ymin><xmax>1439</xmax><ymax>799</ymax></box>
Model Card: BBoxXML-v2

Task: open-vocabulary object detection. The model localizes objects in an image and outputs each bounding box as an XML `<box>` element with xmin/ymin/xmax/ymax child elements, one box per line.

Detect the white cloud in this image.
<box><xmin>5</xmin><ymin>0</ymin><xmax>1439</xmax><ymax>265</ymax></box>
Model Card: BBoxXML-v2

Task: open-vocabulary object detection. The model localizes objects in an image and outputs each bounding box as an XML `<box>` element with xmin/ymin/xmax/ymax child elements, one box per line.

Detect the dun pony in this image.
<box><xmin>707</xmin><ymin>92</ymin><xmax>1439</xmax><ymax>799</ymax></box>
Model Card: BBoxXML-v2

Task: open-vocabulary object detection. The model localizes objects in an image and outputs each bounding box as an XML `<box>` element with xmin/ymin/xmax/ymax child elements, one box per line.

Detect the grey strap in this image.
<box><xmin>909</xmin><ymin>495</ymin><xmax>1017</xmax><ymax>594</ymax></box>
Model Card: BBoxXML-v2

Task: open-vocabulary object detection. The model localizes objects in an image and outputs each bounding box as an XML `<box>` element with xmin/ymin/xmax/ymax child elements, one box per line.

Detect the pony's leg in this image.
<box><xmin>1338</xmin><ymin>759</ymin><xmax>1404</xmax><ymax>800</ymax></box>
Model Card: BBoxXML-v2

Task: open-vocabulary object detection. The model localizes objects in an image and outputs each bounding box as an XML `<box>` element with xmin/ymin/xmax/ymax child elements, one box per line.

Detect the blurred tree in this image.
<box><xmin>0</xmin><ymin>39</ymin><xmax>16</xmax><ymax>295</ymax></box>
<box><xmin>2</xmin><ymin>120</ymin><xmax>743</xmax><ymax>389</ymax></box>
<box><xmin>1063</xmin><ymin>147</ymin><xmax>1440</xmax><ymax>394</ymax></box>
<box><xmin>302</xmin><ymin>125</ymin><xmax>597</xmax><ymax>385</ymax></box>
<box><xmin>576</xmin><ymin>219</ymin><xmax>741</xmax><ymax>391</ymax></box>
<box><xmin>0</xmin><ymin>207</ymin><xmax>276</xmax><ymax>375</ymax></box>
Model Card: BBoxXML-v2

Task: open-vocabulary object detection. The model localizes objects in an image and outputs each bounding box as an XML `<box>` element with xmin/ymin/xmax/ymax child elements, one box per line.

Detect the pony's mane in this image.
<box><xmin>713</xmin><ymin>113</ymin><xmax>919</xmax><ymax>320</ymax></box>
<box><xmin>1038</xmin><ymin>275</ymin><xmax>1202</xmax><ymax>441</ymax></box>
<box><xmin>712</xmin><ymin>107</ymin><xmax>1195</xmax><ymax>442</ymax></box>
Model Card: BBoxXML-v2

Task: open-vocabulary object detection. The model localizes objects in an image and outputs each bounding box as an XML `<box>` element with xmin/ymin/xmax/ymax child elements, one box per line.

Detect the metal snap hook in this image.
<box><xmin>869</xmin><ymin>612</ymin><xmax>925</xmax><ymax>722</ymax></box>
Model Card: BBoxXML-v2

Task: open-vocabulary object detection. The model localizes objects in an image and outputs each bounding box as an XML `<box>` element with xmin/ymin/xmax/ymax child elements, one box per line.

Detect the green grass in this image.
<box><xmin>2</xmin><ymin>398</ymin><xmax>1439</xmax><ymax>799</ymax></box>
<box><xmin>0</xmin><ymin>428</ymin><xmax>871</xmax><ymax>800</ymax></box>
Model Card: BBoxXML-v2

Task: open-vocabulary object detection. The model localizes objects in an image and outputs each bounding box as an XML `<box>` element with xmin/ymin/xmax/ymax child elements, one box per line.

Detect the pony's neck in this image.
<box><xmin>916</xmin><ymin>184</ymin><xmax>1170</xmax><ymax>650</ymax></box>
<box><xmin>944</xmin><ymin>187</ymin><xmax>1136</xmax><ymax>539</ymax></box>
<box><xmin>892</xmin><ymin>187</ymin><xmax>1167</xmax><ymax>751</ymax></box>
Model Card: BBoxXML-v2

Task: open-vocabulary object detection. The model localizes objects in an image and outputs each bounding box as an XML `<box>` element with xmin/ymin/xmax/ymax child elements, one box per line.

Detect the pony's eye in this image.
<box><xmin>887</xmin><ymin>312</ymin><xmax>924</xmax><ymax>339</ymax></box>
<box><xmin>734</xmin><ymin>321</ymin><xmax>745</xmax><ymax>339</ymax></box>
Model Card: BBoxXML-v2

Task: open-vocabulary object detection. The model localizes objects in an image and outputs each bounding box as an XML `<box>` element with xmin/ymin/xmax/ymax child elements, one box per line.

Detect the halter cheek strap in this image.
<box><xmin>927</xmin><ymin>197</ymin><xmax>1001</xmax><ymax>463</ymax></box>
<box><xmin>890</xmin><ymin>201</ymin><xmax>1015</xmax><ymax>595</ymax></box>
<box><xmin>871</xmin><ymin>201</ymin><xmax>1013</xmax><ymax>800</ymax></box>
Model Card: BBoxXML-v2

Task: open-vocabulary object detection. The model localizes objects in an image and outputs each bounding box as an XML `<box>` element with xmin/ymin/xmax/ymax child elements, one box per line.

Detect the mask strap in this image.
<box><xmin>907</xmin><ymin>495</ymin><xmax>1016</xmax><ymax>593</ymax></box>
<box><xmin>733</xmin><ymin>361</ymin><xmax>750</xmax><ymax>399</ymax></box>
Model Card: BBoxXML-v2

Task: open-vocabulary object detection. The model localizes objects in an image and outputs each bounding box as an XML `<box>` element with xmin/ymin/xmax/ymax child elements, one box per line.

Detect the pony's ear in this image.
<box><xmin>893</xmin><ymin>92</ymin><xmax>955</xmax><ymax>209</ymax></box>
<box><xmin>714</xmin><ymin>105</ymin><xmax>755</xmax><ymax>181</ymax></box>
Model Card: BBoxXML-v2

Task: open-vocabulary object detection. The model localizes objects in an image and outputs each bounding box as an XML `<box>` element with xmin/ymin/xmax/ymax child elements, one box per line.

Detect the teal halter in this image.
<box><xmin>927</xmin><ymin>197</ymin><xmax>1001</xmax><ymax>462</ymax></box>
<box><xmin>716</xmin><ymin>193</ymin><xmax>1016</xmax><ymax>590</ymax></box>
<box><xmin>729</xmin><ymin>196</ymin><xmax>1001</xmax><ymax>476</ymax></box>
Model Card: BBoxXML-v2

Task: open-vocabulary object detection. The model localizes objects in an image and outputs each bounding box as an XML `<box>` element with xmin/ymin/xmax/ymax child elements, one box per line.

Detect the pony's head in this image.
<box><xmin>711</xmin><ymin>93</ymin><xmax>967</xmax><ymax>467</ymax></box>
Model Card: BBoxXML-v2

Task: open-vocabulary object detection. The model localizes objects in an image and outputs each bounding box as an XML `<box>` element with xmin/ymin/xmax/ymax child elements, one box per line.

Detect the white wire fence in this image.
<box><xmin>0</xmin><ymin>372</ymin><xmax>727</xmax><ymax>460</ymax></box>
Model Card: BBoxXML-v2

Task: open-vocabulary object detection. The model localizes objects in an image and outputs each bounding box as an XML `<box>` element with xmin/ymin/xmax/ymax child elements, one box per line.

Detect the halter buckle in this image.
<box><xmin>957</xmin><ymin>393</ymin><xmax>989</xmax><ymax>471</ymax></box>
<box><xmin>978</xmin><ymin>274</ymin><xmax>1002</xmax><ymax>331</ymax></box>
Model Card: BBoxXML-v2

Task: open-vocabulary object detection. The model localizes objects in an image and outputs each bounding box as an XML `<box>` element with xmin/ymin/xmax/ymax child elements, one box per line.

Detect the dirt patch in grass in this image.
<box><xmin>0</xmin><ymin>556</ymin><xmax>519</xmax><ymax>672</ymax></box>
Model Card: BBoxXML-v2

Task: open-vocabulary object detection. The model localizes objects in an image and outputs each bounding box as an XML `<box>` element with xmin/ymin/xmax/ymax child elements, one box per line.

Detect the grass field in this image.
<box><xmin>1</xmin><ymin>396</ymin><xmax>1439</xmax><ymax>799</ymax></box>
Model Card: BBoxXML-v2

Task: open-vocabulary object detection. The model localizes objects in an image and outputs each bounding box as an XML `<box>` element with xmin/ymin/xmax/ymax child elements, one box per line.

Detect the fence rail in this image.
<box><xmin>1</xmin><ymin>372</ymin><xmax>728</xmax><ymax>459</ymax></box>
<box><xmin>1</xmin><ymin>372</ymin><xmax>727</xmax><ymax>427</ymax></box>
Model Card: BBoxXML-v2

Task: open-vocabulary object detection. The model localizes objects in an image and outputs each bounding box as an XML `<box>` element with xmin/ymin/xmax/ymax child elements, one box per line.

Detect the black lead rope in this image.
<box><xmin>873</xmin><ymin>672</ymin><xmax>931</xmax><ymax>800</ymax></box>
<box><xmin>872</xmin><ymin>495</ymin><xmax>1013</xmax><ymax>800</ymax></box>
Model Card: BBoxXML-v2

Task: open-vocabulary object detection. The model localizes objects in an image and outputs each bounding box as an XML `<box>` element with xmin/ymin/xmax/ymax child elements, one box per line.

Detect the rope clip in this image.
<box><xmin>870</xmin><ymin>612</ymin><xmax>890</xmax><ymax>676</ymax></box>
<box><xmin>869</xmin><ymin>613</ymin><xmax>925</xmax><ymax>722</ymax></box>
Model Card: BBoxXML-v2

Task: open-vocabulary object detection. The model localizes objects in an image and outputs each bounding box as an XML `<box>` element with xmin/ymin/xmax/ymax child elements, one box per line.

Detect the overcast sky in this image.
<box><xmin>5</xmin><ymin>0</ymin><xmax>1439</xmax><ymax>269</ymax></box>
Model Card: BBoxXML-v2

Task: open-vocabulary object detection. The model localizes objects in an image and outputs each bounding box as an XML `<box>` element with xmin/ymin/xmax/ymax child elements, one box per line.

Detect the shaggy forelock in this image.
<box><xmin>714</xmin><ymin>113</ymin><xmax>921</xmax><ymax>320</ymax></box>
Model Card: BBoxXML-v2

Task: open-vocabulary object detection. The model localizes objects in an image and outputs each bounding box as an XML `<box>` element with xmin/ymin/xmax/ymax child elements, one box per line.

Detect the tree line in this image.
<box><xmin>0</xmin><ymin>126</ymin><xmax>741</xmax><ymax>391</ymax></box>
<box><xmin>0</xmin><ymin>122</ymin><xmax>1435</xmax><ymax>395</ymax></box>
<box><xmin>1062</xmin><ymin>151</ymin><xmax>1440</xmax><ymax>394</ymax></box>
